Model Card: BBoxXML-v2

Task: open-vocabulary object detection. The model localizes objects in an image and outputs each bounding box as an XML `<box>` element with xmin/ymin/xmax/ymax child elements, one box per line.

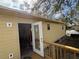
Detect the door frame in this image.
<box><xmin>31</xmin><ymin>21</ymin><xmax>44</xmax><ymax>57</ymax></box>
<box><xmin>17</xmin><ymin>22</ymin><xmax>44</xmax><ymax>58</ymax></box>
<box><xmin>18</xmin><ymin>23</ymin><xmax>32</xmax><ymax>59</ymax></box>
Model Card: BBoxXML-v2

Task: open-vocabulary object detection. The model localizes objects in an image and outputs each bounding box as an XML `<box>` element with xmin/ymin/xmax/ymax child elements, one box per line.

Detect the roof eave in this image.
<box><xmin>0</xmin><ymin>5</ymin><xmax>65</xmax><ymax>24</ymax></box>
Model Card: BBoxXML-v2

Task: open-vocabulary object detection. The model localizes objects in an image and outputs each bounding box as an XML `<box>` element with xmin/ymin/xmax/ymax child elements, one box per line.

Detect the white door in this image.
<box><xmin>32</xmin><ymin>21</ymin><xmax>44</xmax><ymax>57</ymax></box>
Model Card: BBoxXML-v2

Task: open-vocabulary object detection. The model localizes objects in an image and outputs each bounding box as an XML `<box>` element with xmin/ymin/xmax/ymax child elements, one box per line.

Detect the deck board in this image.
<box><xmin>32</xmin><ymin>52</ymin><xmax>43</xmax><ymax>59</ymax></box>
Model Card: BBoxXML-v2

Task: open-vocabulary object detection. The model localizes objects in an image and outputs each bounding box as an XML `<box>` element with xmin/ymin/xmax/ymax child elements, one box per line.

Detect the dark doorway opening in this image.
<box><xmin>18</xmin><ymin>23</ymin><xmax>33</xmax><ymax>59</ymax></box>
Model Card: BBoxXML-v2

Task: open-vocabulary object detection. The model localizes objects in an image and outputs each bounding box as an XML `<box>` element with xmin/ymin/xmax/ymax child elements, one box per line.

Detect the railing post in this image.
<box><xmin>59</xmin><ymin>48</ymin><xmax>63</xmax><ymax>59</ymax></box>
<box><xmin>49</xmin><ymin>45</ymin><xmax>52</xmax><ymax>57</ymax></box>
<box><xmin>74</xmin><ymin>52</ymin><xmax>76</xmax><ymax>59</ymax></box>
<box><xmin>64</xmin><ymin>49</ymin><xmax>66</xmax><ymax>59</ymax></box>
<box><xmin>56</xmin><ymin>47</ymin><xmax>59</xmax><ymax>59</ymax></box>
<box><xmin>50</xmin><ymin>45</ymin><xmax>53</xmax><ymax>58</ymax></box>
<box><xmin>53</xmin><ymin>46</ymin><xmax>56</xmax><ymax>59</ymax></box>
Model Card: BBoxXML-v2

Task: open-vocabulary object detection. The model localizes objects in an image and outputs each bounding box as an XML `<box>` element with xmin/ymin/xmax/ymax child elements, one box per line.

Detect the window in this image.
<box><xmin>62</xmin><ymin>26</ymin><xmax>65</xmax><ymax>30</ymax></box>
<box><xmin>47</xmin><ymin>24</ymin><xmax>50</xmax><ymax>30</ymax></box>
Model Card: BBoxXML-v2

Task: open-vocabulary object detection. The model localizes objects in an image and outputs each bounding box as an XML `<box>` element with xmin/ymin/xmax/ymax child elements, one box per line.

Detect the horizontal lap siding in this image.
<box><xmin>0</xmin><ymin>15</ymin><xmax>37</xmax><ymax>59</ymax></box>
<box><xmin>43</xmin><ymin>22</ymin><xmax>65</xmax><ymax>44</ymax></box>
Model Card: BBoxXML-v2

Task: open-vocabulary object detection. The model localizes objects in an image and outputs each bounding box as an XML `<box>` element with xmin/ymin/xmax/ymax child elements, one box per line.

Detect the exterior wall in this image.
<box><xmin>43</xmin><ymin>22</ymin><xmax>65</xmax><ymax>43</ymax></box>
<box><xmin>0</xmin><ymin>14</ymin><xmax>37</xmax><ymax>59</ymax></box>
<box><xmin>0</xmin><ymin>14</ymin><xmax>65</xmax><ymax>59</ymax></box>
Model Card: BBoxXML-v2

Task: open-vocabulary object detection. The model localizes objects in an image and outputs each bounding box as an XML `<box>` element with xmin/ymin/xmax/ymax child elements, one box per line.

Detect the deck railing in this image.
<box><xmin>44</xmin><ymin>41</ymin><xmax>79</xmax><ymax>59</ymax></box>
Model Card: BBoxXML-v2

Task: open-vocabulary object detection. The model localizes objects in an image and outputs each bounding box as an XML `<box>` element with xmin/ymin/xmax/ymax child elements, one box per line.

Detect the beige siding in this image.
<box><xmin>0</xmin><ymin>15</ymin><xmax>37</xmax><ymax>59</ymax></box>
<box><xmin>0</xmin><ymin>14</ymin><xmax>65</xmax><ymax>59</ymax></box>
<box><xmin>43</xmin><ymin>22</ymin><xmax>65</xmax><ymax>43</ymax></box>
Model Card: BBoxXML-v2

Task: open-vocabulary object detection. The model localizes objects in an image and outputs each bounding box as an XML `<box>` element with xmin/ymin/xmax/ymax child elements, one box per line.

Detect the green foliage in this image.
<box><xmin>54</xmin><ymin>4</ymin><xmax>59</xmax><ymax>12</ymax></box>
<box><xmin>54</xmin><ymin>0</ymin><xmax>64</xmax><ymax>12</ymax></box>
<box><xmin>77</xmin><ymin>6</ymin><xmax>79</xmax><ymax>11</ymax></box>
<box><xmin>77</xmin><ymin>1</ymin><xmax>79</xmax><ymax>11</ymax></box>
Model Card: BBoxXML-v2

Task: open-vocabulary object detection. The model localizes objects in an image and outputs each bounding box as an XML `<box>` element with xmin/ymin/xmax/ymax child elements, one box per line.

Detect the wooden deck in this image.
<box><xmin>32</xmin><ymin>52</ymin><xmax>43</xmax><ymax>59</ymax></box>
<box><xmin>32</xmin><ymin>52</ymin><xmax>52</xmax><ymax>59</ymax></box>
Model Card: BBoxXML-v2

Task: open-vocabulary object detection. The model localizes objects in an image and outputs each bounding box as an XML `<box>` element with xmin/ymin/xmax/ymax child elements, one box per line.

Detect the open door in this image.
<box><xmin>32</xmin><ymin>21</ymin><xmax>44</xmax><ymax>57</ymax></box>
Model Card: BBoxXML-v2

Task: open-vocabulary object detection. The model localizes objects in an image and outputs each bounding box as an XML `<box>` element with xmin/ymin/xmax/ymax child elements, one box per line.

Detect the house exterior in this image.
<box><xmin>0</xmin><ymin>6</ymin><xmax>65</xmax><ymax>59</ymax></box>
